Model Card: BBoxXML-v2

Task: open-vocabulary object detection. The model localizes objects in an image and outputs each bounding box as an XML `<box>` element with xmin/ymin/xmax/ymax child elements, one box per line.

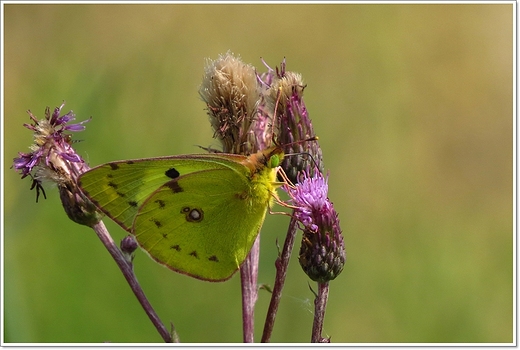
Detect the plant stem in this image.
<box><xmin>240</xmin><ymin>234</ymin><xmax>260</xmax><ymax>342</ymax></box>
<box><xmin>311</xmin><ymin>282</ymin><xmax>330</xmax><ymax>343</ymax></box>
<box><xmin>91</xmin><ymin>221</ymin><xmax>175</xmax><ymax>343</ymax></box>
<box><xmin>261</xmin><ymin>215</ymin><xmax>298</xmax><ymax>342</ymax></box>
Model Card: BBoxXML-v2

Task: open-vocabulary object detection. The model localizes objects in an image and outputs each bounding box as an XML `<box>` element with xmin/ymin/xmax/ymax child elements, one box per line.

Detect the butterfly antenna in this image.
<box><xmin>283</xmin><ymin>150</ymin><xmax>320</xmax><ymax>171</ymax></box>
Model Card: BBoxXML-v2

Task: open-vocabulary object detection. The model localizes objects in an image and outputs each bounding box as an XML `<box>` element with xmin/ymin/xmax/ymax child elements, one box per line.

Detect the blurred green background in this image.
<box><xmin>4</xmin><ymin>3</ymin><xmax>513</xmax><ymax>344</ymax></box>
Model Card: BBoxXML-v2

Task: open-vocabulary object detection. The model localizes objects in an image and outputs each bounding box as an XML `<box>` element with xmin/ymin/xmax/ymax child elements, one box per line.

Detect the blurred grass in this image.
<box><xmin>4</xmin><ymin>3</ymin><xmax>513</xmax><ymax>344</ymax></box>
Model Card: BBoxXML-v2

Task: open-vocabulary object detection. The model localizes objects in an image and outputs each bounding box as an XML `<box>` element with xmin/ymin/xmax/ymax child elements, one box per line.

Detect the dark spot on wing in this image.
<box><xmin>166</xmin><ymin>180</ymin><xmax>183</xmax><ymax>193</ymax></box>
<box><xmin>208</xmin><ymin>255</ymin><xmax>219</xmax><ymax>262</ymax></box>
<box><xmin>117</xmin><ymin>191</ymin><xmax>126</xmax><ymax>198</ymax></box>
<box><xmin>155</xmin><ymin>199</ymin><xmax>166</xmax><ymax>208</ymax></box>
<box><xmin>181</xmin><ymin>207</ymin><xmax>204</xmax><ymax>222</ymax></box>
<box><xmin>109</xmin><ymin>163</ymin><xmax>119</xmax><ymax>170</ymax></box>
<box><xmin>161</xmin><ymin>232</ymin><xmax>167</xmax><ymax>238</ymax></box>
<box><xmin>108</xmin><ymin>181</ymin><xmax>118</xmax><ymax>189</ymax></box>
<box><xmin>150</xmin><ymin>218</ymin><xmax>162</xmax><ymax>228</ymax></box>
<box><xmin>170</xmin><ymin>244</ymin><xmax>181</xmax><ymax>251</ymax></box>
<box><xmin>128</xmin><ymin>200</ymin><xmax>138</xmax><ymax>207</ymax></box>
<box><xmin>107</xmin><ymin>174</ymin><xmax>113</xmax><ymax>179</ymax></box>
<box><xmin>189</xmin><ymin>251</ymin><xmax>199</xmax><ymax>259</ymax></box>
<box><xmin>165</xmin><ymin>167</ymin><xmax>180</xmax><ymax>179</ymax></box>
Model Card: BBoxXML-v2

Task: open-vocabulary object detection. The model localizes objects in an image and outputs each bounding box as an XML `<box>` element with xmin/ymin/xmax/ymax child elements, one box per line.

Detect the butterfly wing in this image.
<box><xmin>134</xmin><ymin>166</ymin><xmax>269</xmax><ymax>281</ymax></box>
<box><xmin>78</xmin><ymin>152</ymin><xmax>278</xmax><ymax>281</ymax></box>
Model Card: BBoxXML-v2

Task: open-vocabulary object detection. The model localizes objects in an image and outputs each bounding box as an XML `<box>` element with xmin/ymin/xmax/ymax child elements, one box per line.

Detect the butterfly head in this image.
<box><xmin>265</xmin><ymin>146</ymin><xmax>284</xmax><ymax>169</ymax></box>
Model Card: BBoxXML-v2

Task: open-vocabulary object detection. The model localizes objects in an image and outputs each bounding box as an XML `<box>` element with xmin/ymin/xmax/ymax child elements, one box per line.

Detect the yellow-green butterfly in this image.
<box><xmin>78</xmin><ymin>146</ymin><xmax>284</xmax><ymax>282</ymax></box>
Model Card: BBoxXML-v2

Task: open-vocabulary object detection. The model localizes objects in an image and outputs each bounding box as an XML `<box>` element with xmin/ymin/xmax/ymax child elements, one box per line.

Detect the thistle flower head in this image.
<box><xmin>256</xmin><ymin>59</ymin><xmax>323</xmax><ymax>183</ymax></box>
<box><xmin>13</xmin><ymin>103</ymin><xmax>88</xmax><ymax>179</ymax></box>
<box><xmin>12</xmin><ymin>103</ymin><xmax>102</xmax><ymax>226</ymax></box>
<box><xmin>199</xmin><ymin>51</ymin><xmax>261</xmax><ymax>154</ymax></box>
<box><xmin>284</xmin><ymin>169</ymin><xmax>346</xmax><ymax>282</ymax></box>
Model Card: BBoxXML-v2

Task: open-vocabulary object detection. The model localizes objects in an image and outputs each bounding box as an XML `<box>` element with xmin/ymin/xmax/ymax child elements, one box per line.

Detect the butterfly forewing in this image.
<box><xmin>78</xmin><ymin>155</ymin><xmax>239</xmax><ymax>231</ymax></box>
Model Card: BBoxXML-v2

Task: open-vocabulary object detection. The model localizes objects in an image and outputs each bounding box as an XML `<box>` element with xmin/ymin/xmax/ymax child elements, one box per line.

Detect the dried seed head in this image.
<box><xmin>199</xmin><ymin>51</ymin><xmax>261</xmax><ymax>154</ymax></box>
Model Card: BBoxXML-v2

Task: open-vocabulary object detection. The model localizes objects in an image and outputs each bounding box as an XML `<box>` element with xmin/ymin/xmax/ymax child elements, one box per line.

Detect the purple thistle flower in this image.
<box><xmin>256</xmin><ymin>58</ymin><xmax>275</xmax><ymax>89</ymax></box>
<box><xmin>13</xmin><ymin>103</ymin><xmax>90</xmax><ymax>181</ymax></box>
<box><xmin>284</xmin><ymin>169</ymin><xmax>346</xmax><ymax>282</ymax></box>
<box><xmin>13</xmin><ymin>150</ymin><xmax>42</xmax><ymax>179</ymax></box>
<box><xmin>12</xmin><ymin>102</ymin><xmax>101</xmax><ymax>226</ymax></box>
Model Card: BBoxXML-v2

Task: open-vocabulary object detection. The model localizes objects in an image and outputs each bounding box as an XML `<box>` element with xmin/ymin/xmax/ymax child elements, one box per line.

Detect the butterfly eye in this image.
<box><xmin>181</xmin><ymin>206</ymin><xmax>204</xmax><ymax>223</ymax></box>
<box><xmin>268</xmin><ymin>153</ymin><xmax>281</xmax><ymax>168</ymax></box>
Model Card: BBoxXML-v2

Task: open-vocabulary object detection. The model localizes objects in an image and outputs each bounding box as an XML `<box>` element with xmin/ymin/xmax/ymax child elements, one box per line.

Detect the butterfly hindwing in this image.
<box><xmin>134</xmin><ymin>167</ymin><xmax>268</xmax><ymax>281</ymax></box>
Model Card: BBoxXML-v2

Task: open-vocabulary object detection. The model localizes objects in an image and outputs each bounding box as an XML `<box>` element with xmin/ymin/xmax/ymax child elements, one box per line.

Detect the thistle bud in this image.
<box><xmin>299</xmin><ymin>224</ymin><xmax>345</xmax><ymax>283</ymax></box>
<box><xmin>121</xmin><ymin>235</ymin><xmax>138</xmax><ymax>264</ymax></box>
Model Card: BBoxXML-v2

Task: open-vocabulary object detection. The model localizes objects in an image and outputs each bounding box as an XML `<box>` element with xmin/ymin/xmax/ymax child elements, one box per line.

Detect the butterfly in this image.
<box><xmin>78</xmin><ymin>146</ymin><xmax>284</xmax><ymax>282</ymax></box>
